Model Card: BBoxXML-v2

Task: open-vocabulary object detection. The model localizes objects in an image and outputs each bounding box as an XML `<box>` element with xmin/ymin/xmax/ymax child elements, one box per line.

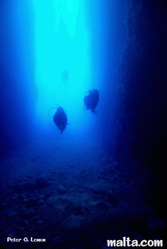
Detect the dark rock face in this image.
<box><xmin>12</xmin><ymin>183</ymin><xmax>34</xmax><ymax>193</ymax></box>
<box><xmin>57</xmin><ymin>185</ymin><xmax>67</xmax><ymax>195</ymax></box>
<box><xmin>0</xmin><ymin>0</ymin><xmax>37</xmax><ymax>155</ymax></box>
<box><xmin>115</xmin><ymin>0</ymin><xmax>167</xmax><ymax>220</ymax></box>
<box><xmin>35</xmin><ymin>177</ymin><xmax>48</xmax><ymax>189</ymax></box>
<box><xmin>22</xmin><ymin>183</ymin><xmax>35</xmax><ymax>191</ymax></box>
<box><xmin>116</xmin><ymin>0</ymin><xmax>167</xmax><ymax>165</ymax></box>
<box><xmin>12</xmin><ymin>184</ymin><xmax>22</xmax><ymax>193</ymax></box>
<box><xmin>73</xmin><ymin>201</ymin><xmax>82</xmax><ymax>215</ymax></box>
<box><xmin>25</xmin><ymin>199</ymin><xmax>37</xmax><ymax>208</ymax></box>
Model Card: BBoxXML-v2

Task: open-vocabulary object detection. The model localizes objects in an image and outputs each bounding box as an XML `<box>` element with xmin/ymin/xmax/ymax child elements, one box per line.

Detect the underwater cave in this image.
<box><xmin>0</xmin><ymin>0</ymin><xmax>166</xmax><ymax>248</ymax></box>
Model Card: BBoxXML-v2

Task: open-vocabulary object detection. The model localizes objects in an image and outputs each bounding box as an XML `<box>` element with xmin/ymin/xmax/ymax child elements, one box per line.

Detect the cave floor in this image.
<box><xmin>0</xmin><ymin>138</ymin><xmax>165</xmax><ymax>249</ymax></box>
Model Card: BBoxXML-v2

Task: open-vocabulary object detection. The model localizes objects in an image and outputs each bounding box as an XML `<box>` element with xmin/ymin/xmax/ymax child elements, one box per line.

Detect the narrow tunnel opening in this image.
<box><xmin>34</xmin><ymin>1</ymin><xmax>88</xmax><ymax>124</ymax></box>
<box><xmin>33</xmin><ymin>0</ymin><xmax>103</xmax><ymax>140</ymax></box>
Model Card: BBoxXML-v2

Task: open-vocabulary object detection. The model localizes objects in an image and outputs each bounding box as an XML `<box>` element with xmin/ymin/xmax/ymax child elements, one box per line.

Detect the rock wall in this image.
<box><xmin>0</xmin><ymin>0</ymin><xmax>37</xmax><ymax>155</ymax></box>
<box><xmin>115</xmin><ymin>0</ymin><xmax>167</xmax><ymax>219</ymax></box>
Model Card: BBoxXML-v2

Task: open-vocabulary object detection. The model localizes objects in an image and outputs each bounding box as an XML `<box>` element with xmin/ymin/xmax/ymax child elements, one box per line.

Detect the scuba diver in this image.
<box><xmin>48</xmin><ymin>106</ymin><xmax>68</xmax><ymax>134</ymax></box>
<box><xmin>84</xmin><ymin>89</ymin><xmax>99</xmax><ymax>113</ymax></box>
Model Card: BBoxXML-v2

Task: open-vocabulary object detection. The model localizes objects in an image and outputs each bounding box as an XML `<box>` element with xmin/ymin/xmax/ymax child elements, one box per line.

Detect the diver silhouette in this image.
<box><xmin>48</xmin><ymin>89</ymin><xmax>99</xmax><ymax>134</ymax></box>
<box><xmin>84</xmin><ymin>89</ymin><xmax>99</xmax><ymax>113</ymax></box>
<box><xmin>48</xmin><ymin>106</ymin><xmax>68</xmax><ymax>134</ymax></box>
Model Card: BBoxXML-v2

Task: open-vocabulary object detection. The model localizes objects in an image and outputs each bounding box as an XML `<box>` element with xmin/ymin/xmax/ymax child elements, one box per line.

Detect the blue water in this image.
<box><xmin>0</xmin><ymin>0</ymin><xmax>166</xmax><ymax>248</ymax></box>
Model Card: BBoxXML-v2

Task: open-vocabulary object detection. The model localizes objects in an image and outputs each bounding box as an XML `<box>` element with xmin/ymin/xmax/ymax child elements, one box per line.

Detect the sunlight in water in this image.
<box><xmin>33</xmin><ymin>0</ymin><xmax>91</xmax><ymax>125</ymax></box>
